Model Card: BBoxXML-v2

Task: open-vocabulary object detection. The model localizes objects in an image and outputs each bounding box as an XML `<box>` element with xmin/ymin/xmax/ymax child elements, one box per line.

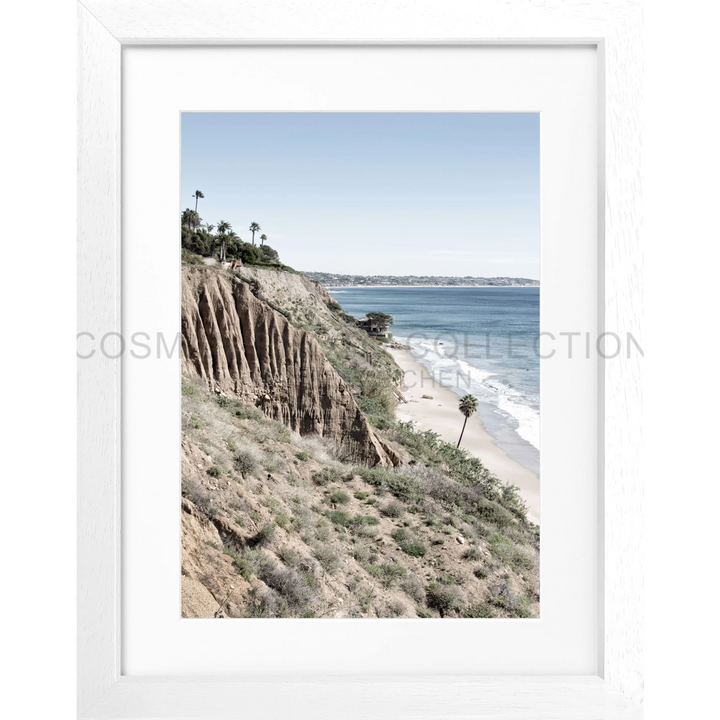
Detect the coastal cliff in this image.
<box><xmin>181</xmin><ymin>267</ymin><xmax>404</xmax><ymax>466</ymax></box>
<box><xmin>180</xmin><ymin>263</ymin><xmax>539</xmax><ymax>620</ymax></box>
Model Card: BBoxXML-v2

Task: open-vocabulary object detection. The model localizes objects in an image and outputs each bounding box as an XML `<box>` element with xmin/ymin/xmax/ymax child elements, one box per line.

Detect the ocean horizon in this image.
<box><xmin>330</xmin><ymin>286</ymin><xmax>540</xmax><ymax>475</ymax></box>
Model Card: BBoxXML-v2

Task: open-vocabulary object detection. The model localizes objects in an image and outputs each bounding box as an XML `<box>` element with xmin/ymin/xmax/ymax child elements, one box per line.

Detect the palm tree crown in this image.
<box><xmin>260</xmin><ymin>233</ymin><xmax>267</xmax><ymax>246</ymax></box>
<box><xmin>456</xmin><ymin>394</ymin><xmax>478</xmax><ymax>448</ymax></box>
<box><xmin>182</xmin><ymin>208</ymin><xmax>201</xmax><ymax>231</ymax></box>
<box><xmin>217</xmin><ymin>220</ymin><xmax>231</xmax><ymax>235</ymax></box>
<box><xmin>249</xmin><ymin>222</ymin><xmax>261</xmax><ymax>245</ymax></box>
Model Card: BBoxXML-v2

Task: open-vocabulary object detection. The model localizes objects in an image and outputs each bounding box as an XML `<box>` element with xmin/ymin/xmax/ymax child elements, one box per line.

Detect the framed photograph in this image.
<box><xmin>78</xmin><ymin>1</ymin><xmax>642</xmax><ymax>717</ymax></box>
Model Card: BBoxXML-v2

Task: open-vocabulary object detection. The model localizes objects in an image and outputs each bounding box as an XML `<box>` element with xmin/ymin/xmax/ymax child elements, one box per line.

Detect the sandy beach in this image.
<box><xmin>388</xmin><ymin>347</ymin><xmax>540</xmax><ymax>525</ymax></box>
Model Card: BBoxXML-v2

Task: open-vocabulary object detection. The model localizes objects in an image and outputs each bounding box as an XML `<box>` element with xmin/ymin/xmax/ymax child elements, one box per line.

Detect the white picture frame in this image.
<box><xmin>77</xmin><ymin>1</ymin><xmax>643</xmax><ymax>717</ymax></box>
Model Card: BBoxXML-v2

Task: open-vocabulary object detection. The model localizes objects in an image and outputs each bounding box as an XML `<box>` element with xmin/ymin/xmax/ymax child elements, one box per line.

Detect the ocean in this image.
<box><xmin>329</xmin><ymin>286</ymin><xmax>540</xmax><ymax>475</ymax></box>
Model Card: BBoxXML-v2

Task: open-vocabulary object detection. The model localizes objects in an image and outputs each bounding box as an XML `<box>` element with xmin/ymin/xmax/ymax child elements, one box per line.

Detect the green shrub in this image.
<box><xmin>223</xmin><ymin>547</ymin><xmax>253</xmax><ymax>581</ymax></box>
<box><xmin>233</xmin><ymin>404</ymin><xmax>264</xmax><ymax>421</ymax></box>
<box><xmin>435</xmin><ymin>571</ymin><xmax>465</xmax><ymax>586</ymax></box>
<box><xmin>473</xmin><ymin>566</ymin><xmax>489</xmax><ymax>579</ymax></box>
<box><xmin>181</xmin><ymin>249</ymin><xmax>204</xmax><ymax>265</ymax></box>
<box><xmin>252</xmin><ymin>523</ymin><xmax>276</xmax><ymax>547</ymax></box>
<box><xmin>400</xmin><ymin>574</ymin><xmax>425</xmax><ymax>603</ymax></box>
<box><xmin>462</xmin><ymin>547</ymin><xmax>481</xmax><ymax>561</ymax></box>
<box><xmin>296</xmin><ymin>451</ymin><xmax>309</xmax><ymax>461</ymax></box>
<box><xmin>379</xmin><ymin>599</ymin><xmax>406</xmax><ymax>618</ymax></box>
<box><xmin>463</xmin><ymin>603</ymin><xmax>495</xmax><ymax>618</ymax></box>
<box><xmin>381</xmin><ymin>499</ymin><xmax>405</xmax><ymax>518</ymax></box>
<box><xmin>253</xmin><ymin>559</ymin><xmax>315</xmax><ymax>612</ymax></box>
<box><xmin>351</xmin><ymin>545</ymin><xmax>372</xmax><ymax>563</ymax></box>
<box><xmin>390</xmin><ymin>422</ymin><xmax>528</xmax><ymax>522</ymax></box>
<box><xmin>354</xmin><ymin>491</ymin><xmax>370</xmax><ymax>500</ymax></box>
<box><xmin>181</xmin><ymin>379</ymin><xmax>197</xmax><ymax>396</ymax></box>
<box><xmin>324</xmin><ymin>510</ymin><xmax>352</xmax><ymax>527</ymax></box>
<box><xmin>357</xmin><ymin>585</ymin><xmax>376</xmax><ymax>614</ymax></box>
<box><xmin>275</xmin><ymin>512</ymin><xmax>291</xmax><ymax>531</ymax></box>
<box><xmin>513</xmin><ymin>596</ymin><xmax>533</xmax><ymax>618</ymax></box>
<box><xmin>487</xmin><ymin>579</ymin><xmax>534</xmax><ymax>618</ymax></box>
<box><xmin>369</xmin><ymin>416</ymin><xmax>391</xmax><ymax>430</ymax></box>
<box><xmin>275</xmin><ymin>546</ymin><xmax>299</xmax><ymax>568</ymax></box>
<box><xmin>352</xmin><ymin>524</ymin><xmax>379</xmax><ymax>539</ymax></box>
<box><xmin>352</xmin><ymin>466</ymin><xmax>423</xmax><ymax>503</ymax></box>
<box><xmin>488</xmin><ymin>534</ymin><xmax>536</xmax><ymax>572</ymax></box>
<box><xmin>416</xmin><ymin>605</ymin><xmax>435</xmax><ymax>618</ymax></box>
<box><xmin>325</xmin><ymin>490</ymin><xmax>350</xmax><ymax>507</ymax></box>
<box><xmin>426</xmin><ymin>582</ymin><xmax>465</xmax><ymax>617</ymax></box>
<box><xmin>475</xmin><ymin>501</ymin><xmax>516</xmax><ymax>530</ymax></box>
<box><xmin>391</xmin><ymin>528</ymin><xmax>426</xmax><ymax>557</ymax></box>
<box><xmin>313</xmin><ymin>545</ymin><xmax>341</xmax><ymax>573</ymax></box>
<box><xmin>376</xmin><ymin>561</ymin><xmax>406</xmax><ymax>588</ymax></box>
<box><xmin>313</xmin><ymin>467</ymin><xmax>341</xmax><ymax>486</ymax></box>
<box><xmin>206</xmin><ymin>465</ymin><xmax>223</xmax><ymax>478</ymax></box>
<box><xmin>234</xmin><ymin>450</ymin><xmax>258</xmax><ymax>478</ymax></box>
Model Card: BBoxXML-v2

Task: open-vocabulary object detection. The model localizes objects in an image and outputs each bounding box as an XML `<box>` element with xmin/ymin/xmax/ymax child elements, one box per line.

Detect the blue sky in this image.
<box><xmin>181</xmin><ymin>113</ymin><xmax>539</xmax><ymax>278</ymax></box>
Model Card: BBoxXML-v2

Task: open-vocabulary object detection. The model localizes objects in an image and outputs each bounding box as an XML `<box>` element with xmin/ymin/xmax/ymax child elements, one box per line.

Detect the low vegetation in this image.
<box><xmin>181</xmin><ymin>375</ymin><xmax>539</xmax><ymax>619</ymax></box>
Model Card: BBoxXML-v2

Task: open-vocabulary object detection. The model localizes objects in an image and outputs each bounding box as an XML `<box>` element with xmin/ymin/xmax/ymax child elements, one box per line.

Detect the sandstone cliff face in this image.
<box><xmin>182</xmin><ymin>268</ymin><xmax>404</xmax><ymax>466</ymax></box>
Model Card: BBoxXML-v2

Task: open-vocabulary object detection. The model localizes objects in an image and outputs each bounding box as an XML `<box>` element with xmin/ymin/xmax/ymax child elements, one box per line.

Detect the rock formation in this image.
<box><xmin>182</xmin><ymin>268</ymin><xmax>405</xmax><ymax>466</ymax></box>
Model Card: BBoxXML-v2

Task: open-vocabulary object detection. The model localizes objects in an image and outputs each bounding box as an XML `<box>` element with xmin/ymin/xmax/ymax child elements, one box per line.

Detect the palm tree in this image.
<box><xmin>217</xmin><ymin>220</ymin><xmax>231</xmax><ymax>235</ymax></box>
<box><xmin>181</xmin><ymin>208</ymin><xmax>201</xmax><ymax>231</ymax></box>
<box><xmin>456</xmin><ymin>394</ymin><xmax>478</xmax><ymax>448</ymax></box>
<box><xmin>193</xmin><ymin>190</ymin><xmax>204</xmax><ymax>213</ymax></box>
<box><xmin>249</xmin><ymin>222</ymin><xmax>261</xmax><ymax>245</ymax></box>
<box><xmin>260</xmin><ymin>233</ymin><xmax>267</xmax><ymax>247</ymax></box>
<box><xmin>216</xmin><ymin>220</ymin><xmax>231</xmax><ymax>262</ymax></box>
<box><xmin>223</xmin><ymin>230</ymin><xmax>240</xmax><ymax>261</ymax></box>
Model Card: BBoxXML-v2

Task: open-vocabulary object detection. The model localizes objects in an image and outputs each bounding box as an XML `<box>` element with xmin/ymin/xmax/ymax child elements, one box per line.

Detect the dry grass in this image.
<box><xmin>181</xmin><ymin>376</ymin><xmax>539</xmax><ymax>619</ymax></box>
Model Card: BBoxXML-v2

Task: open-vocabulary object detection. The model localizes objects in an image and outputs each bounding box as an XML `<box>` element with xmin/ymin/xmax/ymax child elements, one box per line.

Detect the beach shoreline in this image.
<box><xmin>388</xmin><ymin>346</ymin><xmax>540</xmax><ymax>526</ymax></box>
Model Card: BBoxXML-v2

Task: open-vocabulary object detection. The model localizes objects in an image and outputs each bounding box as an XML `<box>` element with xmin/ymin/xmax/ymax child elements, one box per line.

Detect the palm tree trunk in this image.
<box><xmin>457</xmin><ymin>415</ymin><xmax>468</xmax><ymax>448</ymax></box>
<box><xmin>194</xmin><ymin>196</ymin><xmax>198</xmax><ymax>213</ymax></box>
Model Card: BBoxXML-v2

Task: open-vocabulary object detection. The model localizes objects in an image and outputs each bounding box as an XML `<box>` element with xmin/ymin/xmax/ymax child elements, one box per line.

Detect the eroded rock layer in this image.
<box><xmin>182</xmin><ymin>268</ymin><xmax>403</xmax><ymax>466</ymax></box>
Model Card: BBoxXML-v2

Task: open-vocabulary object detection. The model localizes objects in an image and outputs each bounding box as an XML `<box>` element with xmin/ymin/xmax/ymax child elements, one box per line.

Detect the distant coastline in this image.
<box><xmin>303</xmin><ymin>272</ymin><xmax>539</xmax><ymax>288</ymax></box>
<box><xmin>326</xmin><ymin>284</ymin><xmax>539</xmax><ymax>289</ymax></box>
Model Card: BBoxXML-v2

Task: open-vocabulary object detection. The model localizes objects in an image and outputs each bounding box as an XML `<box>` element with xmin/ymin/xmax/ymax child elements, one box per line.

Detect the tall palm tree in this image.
<box><xmin>216</xmin><ymin>220</ymin><xmax>231</xmax><ymax>262</ymax></box>
<box><xmin>260</xmin><ymin>233</ymin><xmax>267</xmax><ymax>247</ymax></box>
<box><xmin>193</xmin><ymin>190</ymin><xmax>204</xmax><ymax>213</ymax></box>
<box><xmin>249</xmin><ymin>222</ymin><xmax>261</xmax><ymax>245</ymax></box>
<box><xmin>456</xmin><ymin>394</ymin><xmax>478</xmax><ymax>448</ymax></box>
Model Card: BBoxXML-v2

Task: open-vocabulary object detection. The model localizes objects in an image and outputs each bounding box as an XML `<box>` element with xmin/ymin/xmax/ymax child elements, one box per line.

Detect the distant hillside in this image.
<box><xmin>303</xmin><ymin>273</ymin><xmax>539</xmax><ymax>287</ymax></box>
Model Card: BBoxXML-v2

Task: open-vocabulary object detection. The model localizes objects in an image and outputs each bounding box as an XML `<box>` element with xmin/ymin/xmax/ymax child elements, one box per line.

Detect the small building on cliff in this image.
<box><xmin>356</xmin><ymin>316</ymin><xmax>388</xmax><ymax>338</ymax></box>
